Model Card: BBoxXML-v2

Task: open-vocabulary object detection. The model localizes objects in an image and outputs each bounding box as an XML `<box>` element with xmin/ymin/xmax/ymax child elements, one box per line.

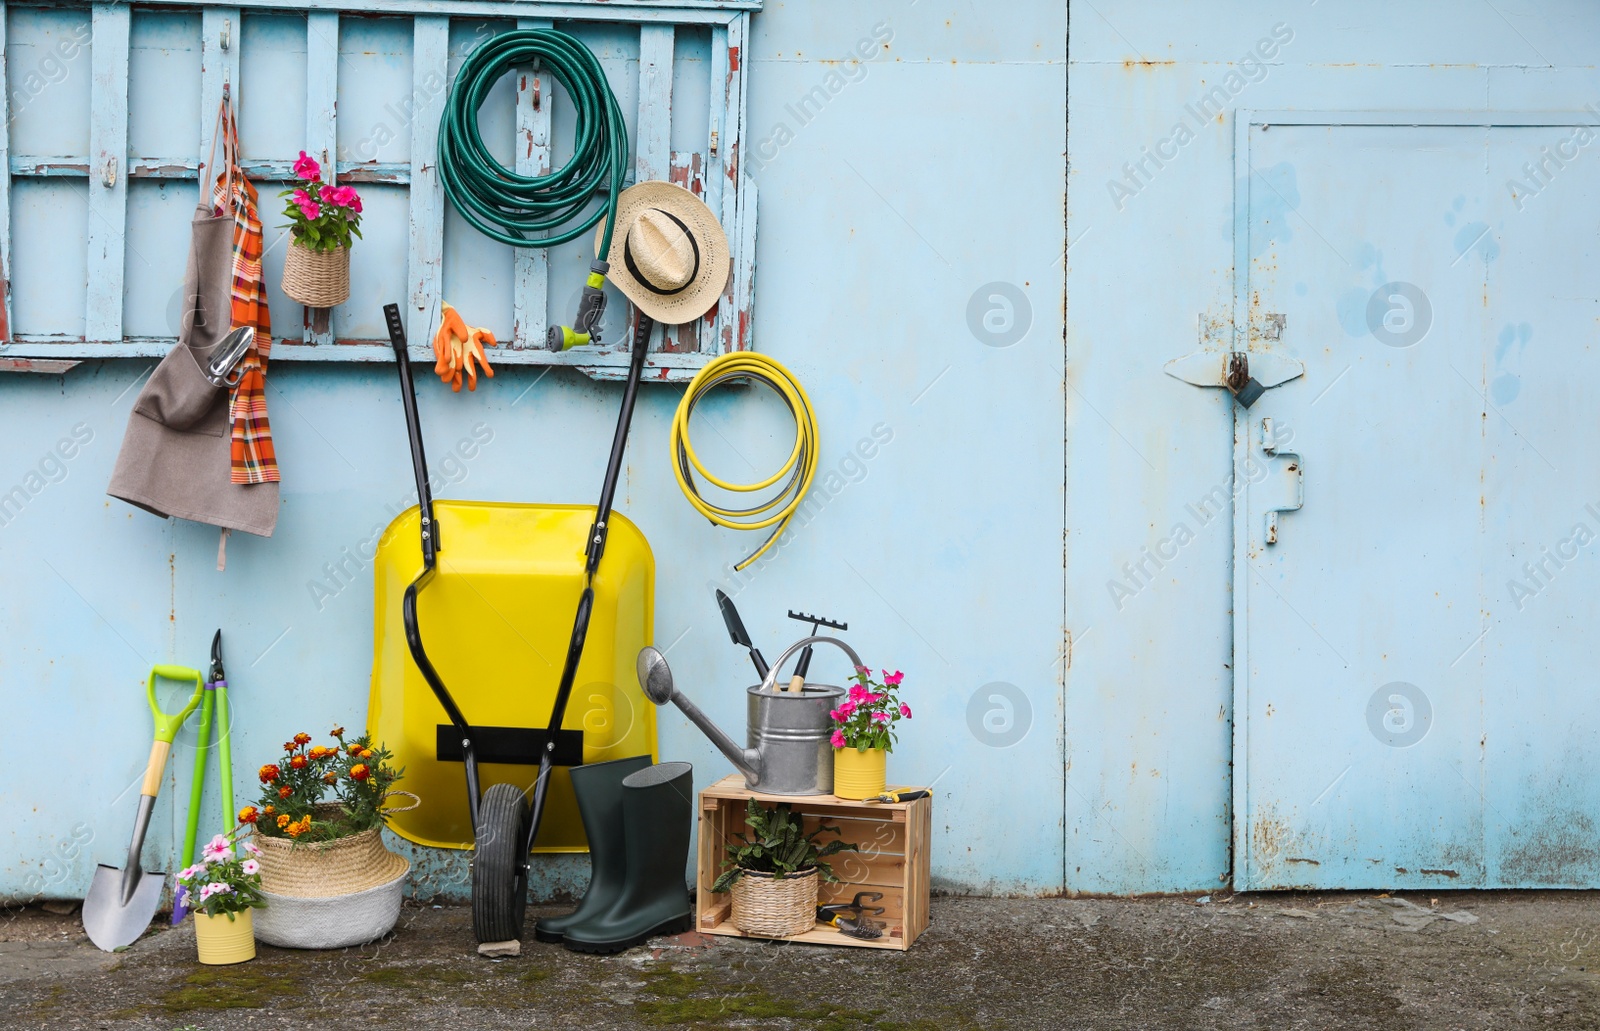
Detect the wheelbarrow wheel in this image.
<box><xmin>472</xmin><ymin>783</ymin><xmax>529</xmax><ymax>944</ymax></box>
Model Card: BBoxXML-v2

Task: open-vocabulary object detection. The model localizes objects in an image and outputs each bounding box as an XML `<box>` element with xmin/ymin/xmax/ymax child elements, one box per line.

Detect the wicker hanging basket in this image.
<box><xmin>729</xmin><ymin>867</ymin><xmax>819</xmax><ymax>937</ymax></box>
<box><xmin>281</xmin><ymin>239</ymin><xmax>350</xmax><ymax>307</ymax></box>
<box><xmin>251</xmin><ymin>795</ymin><xmax>417</xmax><ymax>899</ymax></box>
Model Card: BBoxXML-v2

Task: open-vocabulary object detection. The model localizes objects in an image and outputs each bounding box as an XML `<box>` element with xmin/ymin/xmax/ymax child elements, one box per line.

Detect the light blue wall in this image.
<box><xmin>0</xmin><ymin>1</ymin><xmax>1067</xmax><ymax>901</ymax></box>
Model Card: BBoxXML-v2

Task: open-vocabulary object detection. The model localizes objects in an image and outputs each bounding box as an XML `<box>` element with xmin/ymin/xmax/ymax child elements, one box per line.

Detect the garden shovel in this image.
<box><xmin>83</xmin><ymin>665</ymin><xmax>204</xmax><ymax>952</ymax></box>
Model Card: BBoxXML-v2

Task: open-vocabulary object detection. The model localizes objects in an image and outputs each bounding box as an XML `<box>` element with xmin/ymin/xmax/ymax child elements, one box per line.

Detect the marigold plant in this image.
<box><xmin>246</xmin><ymin>727</ymin><xmax>401</xmax><ymax>843</ymax></box>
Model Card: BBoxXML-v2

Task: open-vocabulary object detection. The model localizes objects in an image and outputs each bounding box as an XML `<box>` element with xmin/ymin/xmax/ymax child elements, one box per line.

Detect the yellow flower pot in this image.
<box><xmin>194</xmin><ymin>909</ymin><xmax>257</xmax><ymax>965</ymax></box>
<box><xmin>832</xmin><ymin>746</ymin><xmax>887</xmax><ymax>800</ymax></box>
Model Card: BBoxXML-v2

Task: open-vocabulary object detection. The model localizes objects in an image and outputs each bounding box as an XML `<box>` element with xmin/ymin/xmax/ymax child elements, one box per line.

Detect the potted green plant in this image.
<box><xmin>830</xmin><ymin>668</ymin><xmax>912</xmax><ymax>800</ymax></box>
<box><xmin>242</xmin><ymin>726</ymin><xmax>416</xmax><ymax>949</ymax></box>
<box><xmin>175</xmin><ymin>831</ymin><xmax>267</xmax><ymax>965</ymax></box>
<box><xmin>278</xmin><ymin>151</ymin><xmax>362</xmax><ymax>307</ymax></box>
<box><xmin>711</xmin><ymin>799</ymin><xmax>856</xmax><ymax>937</ymax></box>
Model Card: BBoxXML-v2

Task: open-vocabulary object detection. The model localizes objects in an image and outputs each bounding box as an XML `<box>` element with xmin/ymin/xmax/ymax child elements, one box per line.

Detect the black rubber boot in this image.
<box><xmin>563</xmin><ymin>761</ymin><xmax>694</xmax><ymax>954</ymax></box>
<box><xmin>533</xmin><ymin>755</ymin><xmax>653</xmax><ymax>944</ymax></box>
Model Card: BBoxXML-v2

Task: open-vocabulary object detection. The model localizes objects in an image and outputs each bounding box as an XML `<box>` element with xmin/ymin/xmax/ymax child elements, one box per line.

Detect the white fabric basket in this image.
<box><xmin>254</xmin><ymin>860</ymin><xmax>409</xmax><ymax>949</ymax></box>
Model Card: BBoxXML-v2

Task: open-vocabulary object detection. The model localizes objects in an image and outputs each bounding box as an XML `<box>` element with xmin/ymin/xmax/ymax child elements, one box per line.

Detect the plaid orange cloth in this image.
<box><xmin>211</xmin><ymin>107</ymin><xmax>277</xmax><ymax>485</ymax></box>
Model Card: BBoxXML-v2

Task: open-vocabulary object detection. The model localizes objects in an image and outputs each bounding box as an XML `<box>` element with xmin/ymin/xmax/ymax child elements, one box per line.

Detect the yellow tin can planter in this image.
<box><xmin>832</xmin><ymin>746</ymin><xmax>887</xmax><ymax>801</ymax></box>
<box><xmin>194</xmin><ymin>909</ymin><xmax>257</xmax><ymax>965</ymax></box>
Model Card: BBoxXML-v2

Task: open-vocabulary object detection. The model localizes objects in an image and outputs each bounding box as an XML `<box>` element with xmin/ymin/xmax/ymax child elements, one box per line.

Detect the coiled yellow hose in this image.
<box><xmin>670</xmin><ymin>352</ymin><xmax>819</xmax><ymax>571</ymax></box>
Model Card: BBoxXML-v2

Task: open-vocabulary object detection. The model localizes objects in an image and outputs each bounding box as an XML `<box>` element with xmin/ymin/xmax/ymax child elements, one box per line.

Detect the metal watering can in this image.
<box><xmin>637</xmin><ymin>636</ymin><xmax>863</xmax><ymax>795</ymax></box>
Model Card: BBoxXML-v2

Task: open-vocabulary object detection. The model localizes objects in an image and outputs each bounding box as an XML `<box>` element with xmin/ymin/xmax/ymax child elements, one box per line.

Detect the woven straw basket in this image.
<box><xmin>252</xmin><ymin>796</ymin><xmax>416</xmax><ymax>899</ymax></box>
<box><xmin>254</xmin><ymin>862</ymin><xmax>409</xmax><ymax>950</ymax></box>
<box><xmin>281</xmin><ymin>240</ymin><xmax>350</xmax><ymax>307</ymax></box>
<box><xmin>729</xmin><ymin>867</ymin><xmax>819</xmax><ymax>938</ymax></box>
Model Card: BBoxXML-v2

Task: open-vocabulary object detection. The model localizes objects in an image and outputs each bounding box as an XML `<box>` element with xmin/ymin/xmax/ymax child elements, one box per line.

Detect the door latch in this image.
<box><xmin>1260</xmin><ymin>417</ymin><xmax>1303</xmax><ymax>545</ymax></box>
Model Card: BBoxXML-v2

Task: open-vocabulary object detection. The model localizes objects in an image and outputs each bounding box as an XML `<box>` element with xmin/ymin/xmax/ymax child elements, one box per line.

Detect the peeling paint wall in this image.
<box><xmin>0</xmin><ymin>1</ymin><xmax>1067</xmax><ymax>901</ymax></box>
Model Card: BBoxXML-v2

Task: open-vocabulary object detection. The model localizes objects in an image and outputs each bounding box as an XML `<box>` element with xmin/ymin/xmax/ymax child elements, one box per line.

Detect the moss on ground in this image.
<box><xmin>633</xmin><ymin>965</ymin><xmax>891</xmax><ymax>1028</ymax></box>
<box><xmin>159</xmin><ymin>965</ymin><xmax>305</xmax><ymax>1012</ymax></box>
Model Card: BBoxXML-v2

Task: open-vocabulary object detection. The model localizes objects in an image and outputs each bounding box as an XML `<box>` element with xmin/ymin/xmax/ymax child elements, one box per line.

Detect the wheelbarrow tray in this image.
<box><xmin>367</xmin><ymin>499</ymin><xmax>656</xmax><ymax>852</ymax></box>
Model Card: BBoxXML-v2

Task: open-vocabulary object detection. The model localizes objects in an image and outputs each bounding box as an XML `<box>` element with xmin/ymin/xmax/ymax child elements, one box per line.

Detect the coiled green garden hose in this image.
<box><xmin>440</xmin><ymin>29</ymin><xmax>628</xmax><ymax>251</ymax></box>
<box><xmin>439</xmin><ymin>30</ymin><xmax>629</xmax><ymax>347</ymax></box>
<box><xmin>671</xmin><ymin>352</ymin><xmax>820</xmax><ymax>571</ymax></box>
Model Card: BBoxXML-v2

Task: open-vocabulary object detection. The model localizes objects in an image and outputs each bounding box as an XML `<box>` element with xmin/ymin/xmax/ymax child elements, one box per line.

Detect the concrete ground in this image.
<box><xmin>4</xmin><ymin>893</ymin><xmax>1600</xmax><ymax>1030</ymax></box>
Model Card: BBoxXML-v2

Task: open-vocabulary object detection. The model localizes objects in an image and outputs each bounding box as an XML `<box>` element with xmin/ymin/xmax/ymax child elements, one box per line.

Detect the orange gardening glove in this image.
<box><xmin>430</xmin><ymin>302</ymin><xmax>495</xmax><ymax>391</ymax></box>
<box><xmin>433</xmin><ymin>302</ymin><xmax>470</xmax><ymax>386</ymax></box>
<box><xmin>458</xmin><ymin>327</ymin><xmax>496</xmax><ymax>392</ymax></box>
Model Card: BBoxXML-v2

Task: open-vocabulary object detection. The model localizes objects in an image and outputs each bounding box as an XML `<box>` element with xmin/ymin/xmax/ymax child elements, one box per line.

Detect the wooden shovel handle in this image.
<box><xmin>140</xmin><ymin>739</ymin><xmax>172</xmax><ymax>798</ymax></box>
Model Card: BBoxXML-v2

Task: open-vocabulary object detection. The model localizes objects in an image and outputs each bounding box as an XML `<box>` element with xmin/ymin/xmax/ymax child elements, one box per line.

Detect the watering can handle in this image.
<box><xmin>758</xmin><ymin>637</ymin><xmax>865</xmax><ymax>693</ymax></box>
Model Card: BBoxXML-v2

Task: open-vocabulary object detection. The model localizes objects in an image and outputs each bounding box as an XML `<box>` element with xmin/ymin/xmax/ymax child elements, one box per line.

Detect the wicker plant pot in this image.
<box><xmin>252</xmin><ymin>799</ymin><xmax>413</xmax><ymax>899</ymax></box>
<box><xmin>255</xmin><ymin>861</ymin><xmax>409</xmax><ymax>950</ymax></box>
<box><xmin>281</xmin><ymin>239</ymin><xmax>349</xmax><ymax>307</ymax></box>
<box><xmin>730</xmin><ymin>867</ymin><xmax>819</xmax><ymax>937</ymax></box>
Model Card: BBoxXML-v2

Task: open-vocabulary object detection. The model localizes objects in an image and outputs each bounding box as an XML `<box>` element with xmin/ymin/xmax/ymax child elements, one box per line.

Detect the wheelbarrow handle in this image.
<box><xmin>146</xmin><ymin>664</ymin><xmax>205</xmax><ymax>744</ymax></box>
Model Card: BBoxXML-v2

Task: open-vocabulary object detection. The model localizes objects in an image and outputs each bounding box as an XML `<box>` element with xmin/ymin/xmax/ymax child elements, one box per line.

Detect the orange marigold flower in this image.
<box><xmin>323</xmin><ymin>771</ymin><xmax>338</xmax><ymax>785</ymax></box>
<box><xmin>283</xmin><ymin>741</ymin><xmax>295</xmax><ymax>753</ymax></box>
<box><xmin>350</xmin><ymin>763</ymin><xmax>370</xmax><ymax>782</ymax></box>
<box><xmin>290</xmin><ymin>755</ymin><xmax>308</xmax><ymax>770</ymax></box>
<box><xmin>276</xmin><ymin>814</ymin><xmax>291</xmax><ymax>829</ymax></box>
<box><xmin>330</xmin><ymin>725</ymin><xmax>345</xmax><ymax>737</ymax></box>
<box><xmin>258</xmin><ymin>764</ymin><xmax>280</xmax><ymax>783</ymax></box>
<box><xmin>262</xmin><ymin>805</ymin><xmax>276</xmax><ymax>816</ymax></box>
<box><xmin>238</xmin><ymin>806</ymin><xmax>259</xmax><ymax>824</ymax></box>
<box><xmin>278</xmin><ymin>785</ymin><xmax>293</xmax><ymax>799</ymax></box>
<box><xmin>293</xmin><ymin>732</ymin><xmax>312</xmax><ymax>746</ymax></box>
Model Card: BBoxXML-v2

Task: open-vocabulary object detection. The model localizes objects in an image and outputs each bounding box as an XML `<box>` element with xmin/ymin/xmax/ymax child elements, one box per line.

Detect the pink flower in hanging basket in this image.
<box><xmin>293</xmin><ymin>150</ymin><xmax>321</xmax><ymax>181</ymax></box>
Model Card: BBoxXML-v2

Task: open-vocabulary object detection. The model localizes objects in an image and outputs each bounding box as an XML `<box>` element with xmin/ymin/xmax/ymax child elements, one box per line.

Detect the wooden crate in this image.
<box><xmin>696</xmin><ymin>775</ymin><xmax>931</xmax><ymax>951</ymax></box>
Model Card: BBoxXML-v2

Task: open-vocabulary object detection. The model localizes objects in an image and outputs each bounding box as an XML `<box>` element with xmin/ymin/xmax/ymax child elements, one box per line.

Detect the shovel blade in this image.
<box><xmin>82</xmin><ymin>863</ymin><xmax>165</xmax><ymax>952</ymax></box>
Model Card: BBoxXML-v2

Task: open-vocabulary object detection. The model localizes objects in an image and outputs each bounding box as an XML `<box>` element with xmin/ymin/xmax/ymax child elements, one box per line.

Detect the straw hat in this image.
<box><xmin>597</xmin><ymin>181</ymin><xmax>730</xmax><ymax>325</ymax></box>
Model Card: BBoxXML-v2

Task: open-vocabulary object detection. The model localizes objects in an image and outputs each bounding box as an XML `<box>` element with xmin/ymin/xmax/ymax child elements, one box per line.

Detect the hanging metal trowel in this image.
<box><xmin>82</xmin><ymin>665</ymin><xmax>204</xmax><ymax>952</ymax></box>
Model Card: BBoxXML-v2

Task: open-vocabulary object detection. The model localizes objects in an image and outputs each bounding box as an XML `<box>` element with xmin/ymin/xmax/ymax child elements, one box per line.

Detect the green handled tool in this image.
<box><xmin>172</xmin><ymin>630</ymin><xmax>235</xmax><ymax>923</ymax></box>
<box><xmin>83</xmin><ymin>664</ymin><xmax>205</xmax><ymax>951</ymax></box>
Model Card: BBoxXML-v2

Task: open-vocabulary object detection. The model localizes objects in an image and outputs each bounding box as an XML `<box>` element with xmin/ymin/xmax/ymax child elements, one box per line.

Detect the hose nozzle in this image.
<box><xmin>548</xmin><ymin>260</ymin><xmax>610</xmax><ymax>350</ymax></box>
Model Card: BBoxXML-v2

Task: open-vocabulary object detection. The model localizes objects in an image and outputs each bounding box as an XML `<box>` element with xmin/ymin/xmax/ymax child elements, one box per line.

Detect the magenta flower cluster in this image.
<box><xmin>830</xmin><ymin>666</ymin><xmax>912</xmax><ymax>753</ymax></box>
<box><xmin>279</xmin><ymin>151</ymin><xmax>364</xmax><ymax>253</ymax></box>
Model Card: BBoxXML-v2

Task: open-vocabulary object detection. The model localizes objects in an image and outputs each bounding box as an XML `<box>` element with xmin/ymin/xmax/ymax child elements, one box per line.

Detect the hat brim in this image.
<box><xmin>597</xmin><ymin>182</ymin><xmax>731</xmax><ymax>325</ymax></box>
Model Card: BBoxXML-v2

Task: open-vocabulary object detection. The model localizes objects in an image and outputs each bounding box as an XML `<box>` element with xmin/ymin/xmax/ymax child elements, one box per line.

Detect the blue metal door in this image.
<box><xmin>1232</xmin><ymin>112</ymin><xmax>1600</xmax><ymax>889</ymax></box>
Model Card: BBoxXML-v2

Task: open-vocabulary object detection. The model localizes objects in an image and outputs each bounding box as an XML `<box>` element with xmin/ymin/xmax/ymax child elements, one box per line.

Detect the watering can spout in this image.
<box><xmin>637</xmin><ymin>646</ymin><xmax>763</xmax><ymax>780</ymax></box>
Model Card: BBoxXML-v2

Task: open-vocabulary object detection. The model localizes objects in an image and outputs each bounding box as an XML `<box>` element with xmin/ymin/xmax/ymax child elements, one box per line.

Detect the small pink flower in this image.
<box><xmin>293</xmin><ymin>150</ymin><xmax>321</xmax><ymax>181</ymax></box>
<box><xmin>830</xmin><ymin>729</ymin><xmax>846</xmax><ymax>749</ymax></box>
<box><xmin>872</xmin><ymin>712</ymin><xmax>890</xmax><ymax>724</ymax></box>
<box><xmin>177</xmin><ymin>865</ymin><xmax>202</xmax><ymax>881</ymax></box>
<box><xmin>297</xmin><ymin>199</ymin><xmax>321</xmax><ymax>221</ymax></box>
<box><xmin>853</xmin><ymin>665</ymin><xmax>870</xmax><ymax>675</ymax></box>
<box><xmin>333</xmin><ymin>185</ymin><xmax>362</xmax><ymax>212</ymax></box>
<box><xmin>829</xmin><ymin>707</ymin><xmax>847</xmax><ymax>722</ymax></box>
<box><xmin>241</xmin><ymin>859</ymin><xmax>260</xmax><ymax>875</ymax></box>
<box><xmin>883</xmin><ymin>670</ymin><xmax>904</xmax><ymax>686</ymax></box>
<box><xmin>201</xmin><ymin>835</ymin><xmax>231</xmax><ymax>862</ymax></box>
<box><xmin>319</xmin><ymin>184</ymin><xmax>339</xmax><ymax>204</ymax></box>
<box><xmin>900</xmin><ymin>702</ymin><xmax>912</xmax><ymax>719</ymax></box>
<box><xmin>837</xmin><ymin>701</ymin><xmax>856</xmax><ymax>719</ymax></box>
<box><xmin>849</xmin><ymin>684</ymin><xmax>868</xmax><ymax>704</ymax></box>
<box><xmin>866</xmin><ymin>692</ymin><xmax>885</xmax><ymax>705</ymax></box>
<box><xmin>242</xmin><ymin>842</ymin><xmax>263</xmax><ymax>858</ymax></box>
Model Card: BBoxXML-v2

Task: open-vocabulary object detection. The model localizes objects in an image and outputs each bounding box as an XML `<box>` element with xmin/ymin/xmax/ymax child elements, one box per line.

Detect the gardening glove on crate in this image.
<box><xmin>432</xmin><ymin>301</ymin><xmax>496</xmax><ymax>392</ymax></box>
